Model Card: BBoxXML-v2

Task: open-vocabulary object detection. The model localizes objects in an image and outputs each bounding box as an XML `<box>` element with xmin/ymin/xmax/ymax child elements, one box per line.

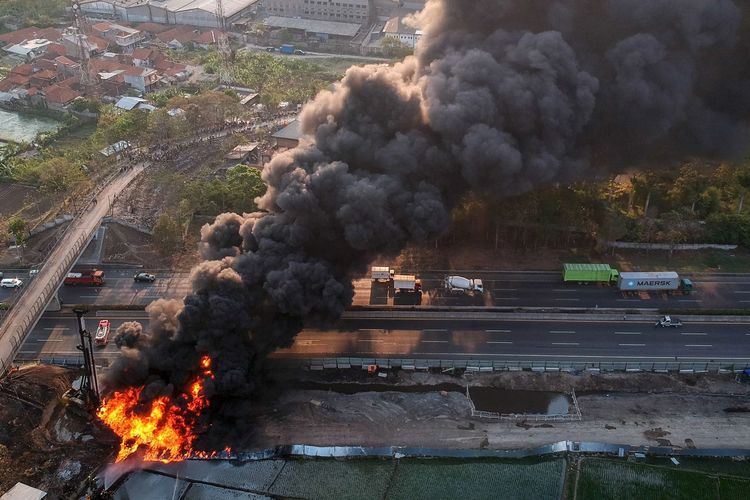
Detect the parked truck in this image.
<box><xmin>279</xmin><ymin>44</ymin><xmax>295</xmax><ymax>55</ymax></box>
<box><xmin>562</xmin><ymin>263</ymin><xmax>619</xmax><ymax>284</ymax></box>
<box><xmin>64</xmin><ymin>269</ymin><xmax>105</xmax><ymax>286</ymax></box>
<box><xmin>444</xmin><ymin>275</ymin><xmax>484</xmax><ymax>296</ymax></box>
<box><xmin>618</xmin><ymin>272</ymin><xmax>692</xmax><ymax>295</ymax></box>
<box><xmin>371</xmin><ymin>266</ymin><xmax>395</xmax><ymax>282</ymax></box>
<box><xmin>393</xmin><ymin>274</ymin><xmax>421</xmax><ymax>295</ymax></box>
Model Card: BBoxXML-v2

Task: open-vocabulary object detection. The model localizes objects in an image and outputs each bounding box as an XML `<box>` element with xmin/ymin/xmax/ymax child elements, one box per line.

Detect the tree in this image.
<box><xmin>736</xmin><ymin>166</ymin><xmax>750</xmax><ymax>214</ymax></box>
<box><xmin>7</xmin><ymin>216</ymin><xmax>28</xmax><ymax>246</ymax></box>
<box><xmin>381</xmin><ymin>37</ymin><xmax>413</xmax><ymax>58</ymax></box>
<box><xmin>36</xmin><ymin>157</ymin><xmax>87</xmax><ymax>194</ymax></box>
<box><xmin>152</xmin><ymin>214</ymin><xmax>182</xmax><ymax>255</ymax></box>
<box><xmin>226</xmin><ymin>165</ymin><xmax>266</xmax><ymax>212</ymax></box>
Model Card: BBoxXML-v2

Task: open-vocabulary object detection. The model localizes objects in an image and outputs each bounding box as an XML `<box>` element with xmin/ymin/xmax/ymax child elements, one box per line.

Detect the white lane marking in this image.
<box><xmin>486</xmin><ymin>329</ymin><xmax>511</xmax><ymax>333</ymax></box>
<box><xmin>379</xmin><ymin>352</ymin><xmax>750</xmax><ymax>360</ymax></box>
<box><xmin>552</xmin><ymin>289</ymin><xmax>577</xmax><ymax>292</ymax></box>
<box><xmin>487</xmin><ymin>341</ymin><xmax>513</xmax><ymax>344</ymax></box>
<box><xmin>551</xmin><ymin>342</ymin><xmax>579</xmax><ymax>346</ymax></box>
<box><xmin>555</xmin><ymin>298</ymin><xmax>580</xmax><ymax>302</ymax></box>
<box><xmin>619</xmin><ymin>343</ymin><xmax>646</xmax><ymax>347</ymax></box>
<box><xmin>357</xmin><ymin>339</ymin><xmax>383</xmax><ymax>343</ymax></box>
<box><xmin>685</xmin><ymin>344</ymin><xmax>712</xmax><ymax>347</ymax></box>
<box><xmin>680</xmin><ymin>332</ymin><xmax>708</xmax><ymax>336</ymax></box>
<box><xmin>36</xmin><ymin>339</ymin><xmax>63</xmax><ymax>342</ymax></box>
<box><xmin>421</xmin><ymin>340</ymin><xmax>449</xmax><ymax>343</ymax></box>
<box><xmin>614</xmin><ymin>332</ymin><xmax>642</xmax><ymax>335</ymax></box>
<box><xmin>43</xmin><ymin>327</ymin><xmax>69</xmax><ymax>330</ymax></box>
<box><xmin>549</xmin><ymin>330</ymin><xmax>576</xmax><ymax>334</ymax></box>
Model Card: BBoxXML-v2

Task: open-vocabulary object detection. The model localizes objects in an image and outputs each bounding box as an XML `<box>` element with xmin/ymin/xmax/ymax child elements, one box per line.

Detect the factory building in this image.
<box><xmin>261</xmin><ymin>0</ymin><xmax>370</xmax><ymax>23</ymax></box>
<box><xmin>80</xmin><ymin>0</ymin><xmax>260</xmax><ymax>28</ymax></box>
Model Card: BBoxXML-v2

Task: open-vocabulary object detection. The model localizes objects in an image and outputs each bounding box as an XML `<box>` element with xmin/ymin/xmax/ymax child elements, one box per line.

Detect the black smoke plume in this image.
<box><xmin>105</xmin><ymin>0</ymin><xmax>750</xmax><ymax>440</ymax></box>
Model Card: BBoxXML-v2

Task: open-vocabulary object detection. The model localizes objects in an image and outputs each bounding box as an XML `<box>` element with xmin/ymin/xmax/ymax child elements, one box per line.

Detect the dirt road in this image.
<box><xmin>249</xmin><ymin>371</ymin><xmax>750</xmax><ymax>451</ymax></box>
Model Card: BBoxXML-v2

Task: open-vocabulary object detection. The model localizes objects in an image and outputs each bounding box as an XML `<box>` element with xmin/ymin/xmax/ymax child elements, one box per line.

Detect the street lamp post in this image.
<box><xmin>73</xmin><ymin>307</ymin><xmax>100</xmax><ymax>408</ymax></box>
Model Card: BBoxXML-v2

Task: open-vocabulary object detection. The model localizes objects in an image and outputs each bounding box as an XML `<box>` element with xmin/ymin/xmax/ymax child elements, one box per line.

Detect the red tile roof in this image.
<box><xmin>44</xmin><ymin>84</ymin><xmax>81</xmax><ymax>104</ymax></box>
<box><xmin>92</xmin><ymin>22</ymin><xmax>113</xmax><ymax>33</ymax></box>
<box><xmin>138</xmin><ymin>23</ymin><xmax>169</xmax><ymax>34</ymax></box>
<box><xmin>31</xmin><ymin>69</ymin><xmax>57</xmax><ymax>80</ymax></box>
<box><xmin>54</xmin><ymin>55</ymin><xmax>78</xmax><ymax>67</ymax></box>
<box><xmin>34</xmin><ymin>59</ymin><xmax>57</xmax><ymax>71</ymax></box>
<box><xmin>193</xmin><ymin>31</ymin><xmax>217</xmax><ymax>44</ymax></box>
<box><xmin>132</xmin><ymin>47</ymin><xmax>154</xmax><ymax>60</ymax></box>
<box><xmin>11</xmin><ymin>64</ymin><xmax>34</xmax><ymax>76</ymax></box>
<box><xmin>87</xmin><ymin>35</ymin><xmax>110</xmax><ymax>51</ymax></box>
<box><xmin>157</xmin><ymin>26</ymin><xmax>196</xmax><ymax>44</ymax></box>
<box><xmin>45</xmin><ymin>43</ymin><xmax>67</xmax><ymax>57</ymax></box>
<box><xmin>0</xmin><ymin>27</ymin><xmax>61</xmax><ymax>45</ymax></box>
<box><xmin>6</xmin><ymin>74</ymin><xmax>29</xmax><ymax>86</ymax></box>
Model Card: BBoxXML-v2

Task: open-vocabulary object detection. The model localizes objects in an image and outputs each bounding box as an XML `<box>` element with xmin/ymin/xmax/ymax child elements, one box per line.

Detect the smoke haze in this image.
<box><xmin>106</xmin><ymin>0</ymin><xmax>750</xmax><ymax>440</ymax></box>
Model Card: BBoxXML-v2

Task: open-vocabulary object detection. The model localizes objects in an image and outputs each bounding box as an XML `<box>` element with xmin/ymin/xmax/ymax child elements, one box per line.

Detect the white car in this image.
<box><xmin>0</xmin><ymin>278</ymin><xmax>23</xmax><ymax>288</ymax></box>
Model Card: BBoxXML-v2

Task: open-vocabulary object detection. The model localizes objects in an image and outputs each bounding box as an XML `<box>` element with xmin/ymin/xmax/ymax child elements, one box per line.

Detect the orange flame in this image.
<box><xmin>97</xmin><ymin>355</ymin><xmax>227</xmax><ymax>463</ymax></box>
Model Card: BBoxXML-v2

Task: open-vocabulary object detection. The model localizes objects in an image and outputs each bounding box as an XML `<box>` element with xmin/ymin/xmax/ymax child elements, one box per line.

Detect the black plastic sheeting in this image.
<box><xmin>215</xmin><ymin>441</ymin><xmax>750</xmax><ymax>461</ymax></box>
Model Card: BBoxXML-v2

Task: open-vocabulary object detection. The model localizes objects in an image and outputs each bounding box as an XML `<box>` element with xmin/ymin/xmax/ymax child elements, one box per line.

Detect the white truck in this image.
<box><xmin>371</xmin><ymin>266</ymin><xmax>395</xmax><ymax>282</ymax></box>
<box><xmin>444</xmin><ymin>275</ymin><xmax>484</xmax><ymax>296</ymax></box>
<box><xmin>393</xmin><ymin>274</ymin><xmax>421</xmax><ymax>295</ymax></box>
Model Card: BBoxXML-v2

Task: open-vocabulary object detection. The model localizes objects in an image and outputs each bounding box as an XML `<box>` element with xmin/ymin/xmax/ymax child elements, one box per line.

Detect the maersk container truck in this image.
<box><xmin>279</xmin><ymin>44</ymin><xmax>295</xmax><ymax>55</ymax></box>
<box><xmin>562</xmin><ymin>263</ymin><xmax>619</xmax><ymax>284</ymax></box>
<box><xmin>618</xmin><ymin>272</ymin><xmax>692</xmax><ymax>294</ymax></box>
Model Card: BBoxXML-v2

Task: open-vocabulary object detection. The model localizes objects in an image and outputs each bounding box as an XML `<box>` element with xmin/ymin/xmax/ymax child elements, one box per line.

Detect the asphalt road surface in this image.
<box><xmin>31</xmin><ymin>268</ymin><xmax>750</xmax><ymax>310</ymax></box>
<box><xmin>17</xmin><ymin>312</ymin><xmax>750</xmax><ymax>367</ymax></box>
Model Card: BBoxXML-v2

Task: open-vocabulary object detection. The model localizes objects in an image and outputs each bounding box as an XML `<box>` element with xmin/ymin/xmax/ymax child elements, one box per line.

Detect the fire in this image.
<box><xmin>97</xmin><ymin>355</ymin><xmax>225</xmax><ymax>463</ymax></box>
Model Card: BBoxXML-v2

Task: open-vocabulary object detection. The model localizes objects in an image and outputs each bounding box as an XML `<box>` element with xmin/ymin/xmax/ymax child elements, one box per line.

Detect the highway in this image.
<box><xmin>16</xmin><ymin>312</ymin><xmax>750</xmax><ymax>366</ymax></box>
<box><xmin>23</xmin><ymin>267</ymin><xmax>750</xmax><ymax>310</ymax></box>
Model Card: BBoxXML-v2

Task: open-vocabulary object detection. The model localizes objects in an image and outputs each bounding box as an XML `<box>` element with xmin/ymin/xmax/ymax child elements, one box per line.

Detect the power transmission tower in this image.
<box><xmin>215</xmin><ymin>0</ymin><xmax>233</xmax><ymax>85</ymax></box>
<box><xmin>70</xmin><ymin>1</ymin><xmax>92</xmax><ymax>87</ymax></box>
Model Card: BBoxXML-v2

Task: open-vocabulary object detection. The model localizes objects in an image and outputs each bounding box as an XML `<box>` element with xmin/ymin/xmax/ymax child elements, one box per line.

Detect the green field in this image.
<box><xmin>575</xmin><ymin>458</ymin><xmax>750</xmax><ymax>500</ymax></box>
<box><xmin>388</xmin><ymin>457</ymin><xmax>565</xmax><ymax>500</ymax></box>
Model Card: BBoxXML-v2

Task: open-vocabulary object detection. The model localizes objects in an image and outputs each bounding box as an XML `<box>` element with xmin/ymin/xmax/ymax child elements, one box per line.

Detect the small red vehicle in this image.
<box><xmin>95</xmin><ymin>320</ymin><xmax>110</xmax><ymax>346</ymax></box>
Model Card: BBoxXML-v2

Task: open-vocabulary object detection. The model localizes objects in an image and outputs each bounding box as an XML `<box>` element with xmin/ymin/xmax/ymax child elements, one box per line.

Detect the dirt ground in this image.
<box><xmin>248</xmin><ymin>370</ymin><xmax>750</xmax><ymax>451</ymax></box>
<box><xmin>101</xmin><ymin>222</ymin><xmax>171</xmax><ymax>268</ymax></box>
<box><xmin>0</xmin><ymin>364</ymin><xmax>115</xmax><ymax>498</ymax></box>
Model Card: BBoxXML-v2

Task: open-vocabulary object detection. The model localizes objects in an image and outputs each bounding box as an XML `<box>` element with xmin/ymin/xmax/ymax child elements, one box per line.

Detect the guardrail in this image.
<box><xmin>277</xmin><ymin>357</ymin><xmax>750</xmax><ymax>373</ymax></box>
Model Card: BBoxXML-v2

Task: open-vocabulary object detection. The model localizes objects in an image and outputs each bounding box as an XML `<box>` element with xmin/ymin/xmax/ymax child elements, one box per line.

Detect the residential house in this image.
<box><xmin>54</xmin><ymin>56</ymin><xmax>81</xmax><ymax>79</ymax></box>
<box><xmin>62</xmin><ymin>31</ymin><xmax>108</xmax><ymax>60</ymax></box>
<box><xmin>271</xmin><ymin>119</ymin><xmax>301</xmax><ymax>149</ymax></box>
<box><xmin>157</xmin><ymin>26</ymin><xmax>198</xmax><ymax>50</ymax></box>
<box><xmin>382</xmin><ymin>16</ymin><xmax>422</xmax><ymax>48</ymax></box>
<box><xmin>43</xmin><ymin>84</ymin><xmax>81</xmax><ymax>110</ymax></box>
<box><xmin>0</xmin><ymin>27</ymin><xmax>61</xmax><ymax>46</ymax></box>
<box><xmin>91</xmin><ymin>22</ymin><xmax>144</xmax><ymax>54</ymax></box>
<box><xmin>132</xmin><ymin>47</ymin><xmax>156</xmax><ymax>68</ymax></box>
<box><xmin>192</xmin><ymin>30</ymin><xmax>219</xmax><ymax>50</ymax></box>
<box><xmin>4</xmin><ymin>39</ymin><xmax>51</xmax><ymax>61</ymax></box>
<box><xmin>123</xmin><ymin>66</ymin><xmax>161</xmax><ymax>93</ymax></box>
<box><xmin>28</xmin><ymin>69</ymin><xmax>57</xmax><ymax>88</ymax></box>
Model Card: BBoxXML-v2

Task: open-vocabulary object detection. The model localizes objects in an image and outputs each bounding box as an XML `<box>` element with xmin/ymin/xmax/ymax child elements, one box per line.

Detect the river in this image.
<box><xmin>0</xmin><ymin>108</ymin><xmax>60</xmax><ymax>145</ymax></box>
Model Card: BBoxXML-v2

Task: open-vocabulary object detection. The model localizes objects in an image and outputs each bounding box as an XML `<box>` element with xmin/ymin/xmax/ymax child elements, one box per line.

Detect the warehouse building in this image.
<box><xmin>261</xmin><ymin>0</ymin><xmax>370</xmax><ymax>23</ymax></box>
<box><xmin>81</xmin><ymin>0</ymin><xmax>260</xmax><ymax>28</ymax></box>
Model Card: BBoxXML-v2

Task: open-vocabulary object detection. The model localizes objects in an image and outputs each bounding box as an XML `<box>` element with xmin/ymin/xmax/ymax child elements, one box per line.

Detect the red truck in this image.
<box><xmin>64</xmin><ymin>269</ymin><xmax>105</xmax><ymax>286</ymax></box>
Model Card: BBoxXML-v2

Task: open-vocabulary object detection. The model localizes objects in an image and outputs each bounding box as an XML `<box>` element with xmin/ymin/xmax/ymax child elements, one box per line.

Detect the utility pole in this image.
<box><xmin>215</xmin><ymin>0</ymin><xmax>233</xmax><ymax>85</ymax></box>
<box><xmin>70</xmin><ymin>1</ymin><xmax>92</xmax><ymax>87</ymax></box>
<box><xmin>72</xmin><ymin>307</ymin><xmax>100</xmax><ymax>408</ymax></box>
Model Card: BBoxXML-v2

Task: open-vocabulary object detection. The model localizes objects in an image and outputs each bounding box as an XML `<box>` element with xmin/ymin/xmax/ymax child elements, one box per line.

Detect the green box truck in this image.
<box><xmin>562</xmin><ymin>263</ymin><xmax>619</xmax><ymax>284</ymax></box>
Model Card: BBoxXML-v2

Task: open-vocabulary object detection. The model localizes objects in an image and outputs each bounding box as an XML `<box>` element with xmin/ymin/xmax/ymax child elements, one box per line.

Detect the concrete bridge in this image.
<box><xmin>0</xmin><ymin>164</ymin><xmax>145</xmax><ymax>373</ymax></box>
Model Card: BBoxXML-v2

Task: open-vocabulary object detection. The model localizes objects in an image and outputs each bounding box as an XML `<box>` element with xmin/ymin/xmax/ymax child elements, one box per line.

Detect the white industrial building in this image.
<box><xmin>80</xmin><ymin>0</ymin><xmax>260</xmax><ymax>28</ymax></box>
<box><xmin>261</xmin><ymin>0</ymin><xmax>370</xmax><ymax>23</ymax></box>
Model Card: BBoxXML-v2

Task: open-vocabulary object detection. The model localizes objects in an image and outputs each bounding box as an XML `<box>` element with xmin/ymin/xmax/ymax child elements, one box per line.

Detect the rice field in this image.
<box><xmin>386</xmin><ymin>458</ymin><xmax>565</xmax><ymax>500</ymax></box>
<box><xmin>575</xmin><ymin>458</ymin><xmax>749</xmax><ymax>500</ymax></box>
<box><xmin>268</xmin><ymin>460</ymin><xmax>394</xmax><ymax>500</ymax></box>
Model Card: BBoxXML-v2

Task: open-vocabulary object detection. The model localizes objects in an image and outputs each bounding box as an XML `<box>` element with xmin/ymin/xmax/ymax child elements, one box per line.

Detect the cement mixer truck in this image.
<box><xmin>444</xmin><ymin>275</ymin><xmax>484</xmax><ymax>296</ymax></box>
